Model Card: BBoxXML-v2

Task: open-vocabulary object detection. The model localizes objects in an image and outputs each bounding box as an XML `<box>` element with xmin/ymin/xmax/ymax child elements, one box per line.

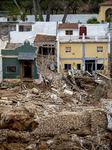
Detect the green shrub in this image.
<box><xmin>20</xmin><ymin>12</ymin><xmax>28</xmax><ymax>22</ymax></box>
<box><xmin>87</xmin><ymin>17</ymin><xmax>99</xmax><ymax>24</ymax></box>
<box><xmin>105</xmin><ymin>17</ymin><xmax>111</xmax><ymax>22</ymax></box>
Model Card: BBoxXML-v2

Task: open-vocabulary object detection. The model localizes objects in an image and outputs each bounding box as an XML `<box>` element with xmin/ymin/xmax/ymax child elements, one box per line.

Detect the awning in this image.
<box><xmin>18</xmin><ymin>53</ymin><xmax>35</xmax><ymax>60</ymax></box>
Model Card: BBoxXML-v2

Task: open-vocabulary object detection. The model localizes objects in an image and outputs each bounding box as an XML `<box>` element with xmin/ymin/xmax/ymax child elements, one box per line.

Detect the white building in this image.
<box><xmin>0</xmin><ymin>36</ymin><xmax>8</xmax><ymax>82</ymax></box>
<box><xmin>10</xmin><ymin>22</ymin><xmax>57</xmax><ymax>43</ymax></box>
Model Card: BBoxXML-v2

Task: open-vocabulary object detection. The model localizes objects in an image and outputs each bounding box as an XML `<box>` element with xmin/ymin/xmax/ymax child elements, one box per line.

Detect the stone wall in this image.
<box><xmin>0</xmin><ymin>22</ymin><xmax>18</xmax><ymax>35</ymax></box>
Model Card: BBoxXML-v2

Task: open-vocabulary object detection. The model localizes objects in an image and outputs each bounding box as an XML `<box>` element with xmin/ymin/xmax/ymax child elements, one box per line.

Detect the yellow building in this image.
<box><xmin>97</xmin><ymin>0</ymin><xmax>112</xmax><ymax>22</ymax></box>
<box><xmin>57</xmin><ymin>23</ymin><xmax>109</xmax><ymax>74</ymax></box>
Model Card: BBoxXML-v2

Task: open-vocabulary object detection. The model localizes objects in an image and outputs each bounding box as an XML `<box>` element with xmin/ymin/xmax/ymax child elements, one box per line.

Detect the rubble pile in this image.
<box><xmin>0</xmin><ymin>70</ymin><xmax>112</xmax><ymax>149</ymax></box>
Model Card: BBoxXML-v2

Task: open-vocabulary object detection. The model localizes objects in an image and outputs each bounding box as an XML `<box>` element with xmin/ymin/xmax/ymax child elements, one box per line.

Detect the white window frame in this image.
<box><xmin>97</xmin><ymin>47</ymin><xmax>103</xmax><ymax>53</ymax></box>
<box><xmin>65</xmin><ymin>47</ymin><xmax>71</xmax><ymax>53</ymax></box>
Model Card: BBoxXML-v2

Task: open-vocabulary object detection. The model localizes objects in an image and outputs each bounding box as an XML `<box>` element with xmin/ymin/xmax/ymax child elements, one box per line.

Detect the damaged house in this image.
<box><xmin>1</xmin><ymin>41</ymin><xmax>38</xmax><ymax>81</ymax></box>
<box><xmin>0</xmin><ymin>22</ymin><xmax>57</xmax><ymax>82</ymax></box>
<box><xmin>57</xmin><ymin>23</ymin><xmax>110</xmax><ymax>74</ymax></box>
<box><xmin>34</xmin><ymin>34</ymin><xmax>56</xmax><ymax>74</ymax></box>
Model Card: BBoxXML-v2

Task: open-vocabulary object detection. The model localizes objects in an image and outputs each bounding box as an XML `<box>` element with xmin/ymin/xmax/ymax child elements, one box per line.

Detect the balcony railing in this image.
<box><xmin>59</xmin><ymin>35</ymin><xmax>109</xmax><ymax>42</ymax></box>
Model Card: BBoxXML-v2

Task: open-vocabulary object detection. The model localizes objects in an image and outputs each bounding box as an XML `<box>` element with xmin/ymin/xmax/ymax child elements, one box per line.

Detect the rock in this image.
<box><xmin>44</xmin><ymin>111</ymin><xmax>48</xmax><ymax>116</ymax></box>
<box><xmin>32</xmin><ymin>88</ymin><xmax>39</xmax><ymax>94</ymax></box>
<box><xmin>26</xmin><ymin>144</ymin><xmax>35</xmax><ymax>150</ymax></box>
<box><xmin>73</xmin><ymin>126</ymin><xmax>94</xmax><ymax>136</ymax></box>
<box><xmin>38</xmin><ymin>141</ymin><xmax>48</xmax><ymax>150</ymax></box>
<box><xmin>46</xmin><ymin>140</ymin><xmax>54</xmax><ymax>146</ymax></box>
<box><xmin>60</xmin><ymin>134</ymin><xmax>69</xmax><ymax>141</ymax></box>
<box><xmin>91</xmin><ymin>110</ymin><xmax>108</xmax><ymax>134</ymax></box>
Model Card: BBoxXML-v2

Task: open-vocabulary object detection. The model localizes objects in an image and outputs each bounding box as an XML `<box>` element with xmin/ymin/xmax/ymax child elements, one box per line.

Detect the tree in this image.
<box><xmin>70</xmin><ymin>0</ymin><xmax>83</xmax><ymax>14</ymax></box>
<box><xmin>62</xmin><ymin>0</ymin><xmax>89</xmax><ymax>23</ymax></box>
<box><xmin>51</xmin><ymin>0</ymin><xmax>64</xmax><ymax>15</ymax></box>
<box><xmin>62</xmin><ymin>1</ymin><xmax>73</xmax><ymax>23</ymax></box>
<box><xmin>46</xmin><ymin>0</ymin><xmax>51</xmax><ymax>21</ymax></box>
<box><xmin>41</xmin><ymin>0</ymin><xmax>48</xmax><ymax>14</ymax></box>
<box><xmin>37</xmin><ymin>0</ymin><xmax>44</xmax><ymax>21</ymax></box>
<box><xmin>33</xmin><ymin>0</ymin><xmax>37</xmax><ymax>20</ymax></box>
<box><xmin>89</xmin><ymin>0</ymin><xmax>104</xmax><ymax>14</ymax></box>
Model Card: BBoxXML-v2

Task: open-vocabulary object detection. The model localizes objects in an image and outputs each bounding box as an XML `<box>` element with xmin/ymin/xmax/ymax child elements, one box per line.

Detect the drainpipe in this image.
<box><xmin>110</xmin><ymin>22</ymin><xmax>112</xmax><ymax>78</ymax></box>
<box><xmin>0</xmin><ymin>39</ymin><xmax>2</xmax><ymax>82</ymax></box>
<box><xmin>56</xmin><ymin>36</ymin><xmax>60</xmax><ymax>73</ymax></box>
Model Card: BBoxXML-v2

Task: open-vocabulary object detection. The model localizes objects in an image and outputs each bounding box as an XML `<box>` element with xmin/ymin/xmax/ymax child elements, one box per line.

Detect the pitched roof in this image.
<box><xmin>58</xmin><ymin>23</ymin><xmax>78</xmax><ymax>29</ymax></box>
<box><xmin>99</xmin><ymin>0</ymin><xmax>112</xmax><ymax>6</ymax></box>
<box><xmin>34</xmin><ymin>34</ymin><xmax>56</xmax><ymax>42</ymax></box>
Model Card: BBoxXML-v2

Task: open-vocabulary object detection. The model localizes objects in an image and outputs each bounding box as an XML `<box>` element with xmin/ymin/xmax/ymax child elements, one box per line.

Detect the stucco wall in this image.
<box><xmin>59</xmin><ymin>42</ymin><xmax>108</xmax><ymax>73</ymax></box>
<box><xmin>60</xmin><ymin>43</ymin><xmax>82</xmax><ymax>58</ymax></box>
<box><xmin>97</xmin><ymin>6</ymin><xmax>112</xmax><ymax>22</ymax></box>
<box><xmin>10</xmin><ymin>22</ymin><xmax>57</xmax><ymax>43</ymax></box>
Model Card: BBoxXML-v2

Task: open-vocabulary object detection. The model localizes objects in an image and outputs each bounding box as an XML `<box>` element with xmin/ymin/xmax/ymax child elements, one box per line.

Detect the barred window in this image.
<box><xmin>65</xmin><ymin>47</ymin><xmax>71</xmax><ymax>53</ymax></box>
<box><xmin>65</xmin><ymin>30</ymin><xmax>73</xmax><ymax>35</ymax></box>
<box><xmin>6</xmin><ymin>66</ymin><xmax>17</xmax><ymax>73</ymax></box>
<box><xmin>97</xmin><ymin>47</ymin><xmax>103</xmax><ymax>52</ymax></box>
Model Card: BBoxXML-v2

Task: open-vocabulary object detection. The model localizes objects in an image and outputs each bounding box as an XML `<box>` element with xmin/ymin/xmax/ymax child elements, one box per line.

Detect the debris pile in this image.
<box><xmin>0</xmin><ymin>70</ymin><xmax>112</xmax><ymax>149</ymax></box>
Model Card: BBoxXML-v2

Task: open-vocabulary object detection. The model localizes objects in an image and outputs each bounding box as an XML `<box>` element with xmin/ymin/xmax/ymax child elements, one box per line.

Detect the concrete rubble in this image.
<box><xmin>0</xmin><ymin>70</ymin><xmax>112</xmax><ymax>149</ymax></box>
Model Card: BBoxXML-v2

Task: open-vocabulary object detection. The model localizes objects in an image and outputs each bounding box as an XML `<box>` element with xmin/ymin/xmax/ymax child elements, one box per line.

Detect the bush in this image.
<box><xmin>87</xmin><ymin>17</ymin><xmax>99</xmax><ymax>24</ymax></box>
<box><xmin>105</xmin><ymin>17</ymin><xmax>111</xmax><ymax>22</ymax></box>
<box><xmin>20</xmin><ymin>12</ymin><xmax>28</xmax><ymax>22</ymax></box>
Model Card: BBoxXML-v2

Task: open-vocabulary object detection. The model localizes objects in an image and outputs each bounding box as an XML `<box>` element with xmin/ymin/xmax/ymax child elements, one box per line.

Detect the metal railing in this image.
<box><xmin>59</xmin><ymin>35</ymin><xmax>109</xmax><ymax>42</ymax></box>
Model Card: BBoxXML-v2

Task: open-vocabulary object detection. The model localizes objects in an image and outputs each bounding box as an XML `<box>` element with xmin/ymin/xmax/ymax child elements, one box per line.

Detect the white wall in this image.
<box><xmin>58</xmin><ymin>29</ymin><xmax>79</xmax><ymax>37</ymax></box>
<box><xmin>79</xmin><ymin>24</ymin><xmax>109</xmax><ymax>36</ymax></box>
<box><xmin>0</xmin><ymin>38</ymin><xmax>8</xmax><ymax>82</ymax></box>
<box><xmin>58</xmin><ymin>23</ymin><xmax>109</xmax><ymax>37</ymax></box>
<box><xmin>10</xmin><ymin>22</ymin><xmax>57</xmax><ymax>43</ymax></box>
<box><xmin>34</xmin><ymin>22</ymin><xmax>57</xmax><ymax>36</ymax></box>
<box><xmin>0</xmin><ymin>14</ymin><xmax>98</xmax><ymax>24</ymax></box>
<box><xmin>0</xmin><ymin>55</ymin><xmax>2</xmax><ymax>82</ymax></box>
<box><xmin>10</xmin><ymin>31</ymin><xmax>35</xmax><ymax>43</ymax></box>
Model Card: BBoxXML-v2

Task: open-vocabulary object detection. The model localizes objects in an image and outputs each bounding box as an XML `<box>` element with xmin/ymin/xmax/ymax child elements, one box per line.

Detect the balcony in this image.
<box><xmin>59</xmin><ymin>35</ymin><xmax>109</xmax><ymax>43</ymax></box>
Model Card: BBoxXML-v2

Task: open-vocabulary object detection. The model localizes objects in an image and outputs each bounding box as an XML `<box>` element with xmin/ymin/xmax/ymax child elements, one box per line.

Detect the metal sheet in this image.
<box><xmin>18</xmin><ymin>53</ymin><xmax>35</xmax><ymax>60</ymax></box>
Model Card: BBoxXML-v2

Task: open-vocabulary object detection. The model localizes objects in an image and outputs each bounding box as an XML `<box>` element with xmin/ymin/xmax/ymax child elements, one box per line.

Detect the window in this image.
<box><xmin>64</xmin><ymin>64</ymin><xmax>71</xmax><ymax>70</ymax></box>
<box><xmin>6</xmin><ymin>66</ymin><xmax>17</xmax><ymax>73</ymax></box>
<box><xmin>66</xmin><ymin>30</ymin><xmax>73</xmax><ymax>35</ymax></box>
<box><xmin>97</xmin><ymin>47</ymin><xmax>103</xmax><ymax>52</ymax></box>
<box><xmin>19</xmin><ymin>25</ymin><xmax>24</xmax><ymax>31</ymax></box>
<box><xmin>77</xmin><ymin>64</ymin><xmax>81</xmax><ymax>70</ymax></box>
<box><xmin>39</xmin><ymin>46</ymin><xmax>55</xmax><ymax>55</ymax></box>
<box><xmin>65</xmin><ymin>47</ymin><xmax>71</xmax><ymax>53</ymax></box>
<box><xmin>19</xmin><ymin>25</ymin><xmax>32</xmax><ymax>32</ymax></box>
<box><xmin>97</xmin><ymin>64</ymin><xmax>104</xmax><ymax>70</ymax></box>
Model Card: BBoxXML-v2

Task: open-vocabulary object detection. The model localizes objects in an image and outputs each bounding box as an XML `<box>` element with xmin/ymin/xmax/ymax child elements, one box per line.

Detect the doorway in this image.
<box><xmin>21</xmin><ymin>61</ymin><xmax>33</xmax><ymax>79</ymax></box>
<box><xmin>85</xmin><ymin>60</ymin><xmax>95</xmax><ymax>73</ymax></box>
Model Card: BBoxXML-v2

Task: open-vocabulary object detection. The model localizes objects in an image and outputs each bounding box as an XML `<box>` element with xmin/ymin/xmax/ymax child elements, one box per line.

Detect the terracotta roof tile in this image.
<box><xmin>99</xmin><ymin>0</ymin><xmax>112</xmax><ymax>6</ymax></box>
<box><xmin>34</xmin><ymin>34</ymin><xmax>56</xmax><ymax>42</ymax></box>
<box><xmin>58</xmin><ymin>23</ymin><xmax>78</xmax><ymax>29</ymax></box>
